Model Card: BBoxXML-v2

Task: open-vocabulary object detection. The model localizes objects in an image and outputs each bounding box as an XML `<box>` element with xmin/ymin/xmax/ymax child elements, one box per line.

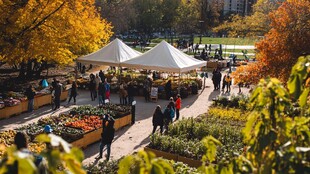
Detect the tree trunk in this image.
<box><xmin>26</xmin><ymin>60</ymin><xmax>33</xmax><ymax>78</ymax></box>
<box><xmin>18</xmin><ymin>62</ymin><xmax>26</xmax><ymax>80</ymax></box>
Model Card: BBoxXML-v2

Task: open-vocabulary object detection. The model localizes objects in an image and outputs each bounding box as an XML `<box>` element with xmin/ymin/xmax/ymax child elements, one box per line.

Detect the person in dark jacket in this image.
<box><xmin>25</xmin><ymin>85</ymin><xmax>36</xmax><ymax>112</ymax></box>
<box><xmin>98</xmin><ymin>81</ymin><xmax>106</xmax><ymax>106</ymax></box>
<box><xmin>89</xmin><ymin>74</ymin><xmax>96</xmax><ymax>101</ymax></box>
<box><xmin>96</xmin><ymin>117</ymin><xmax>115</xmax><ymax>161</ymax></box>
<box><xmin>54</xmin><ymin>81</ymin><xmax>62</xmax><ymax>110</ymax></box>
<box><xmin>163</xmin><ymin>104</ymin><xmax>172</xmax><ymax>133</ymax></box>
<box><xmin>99</xmin><ymin>70</ymin><xmax>105</xmax><ymax>83</ymax></box>
<box><xmin>165</xmin><ymin>80</ymin><xmax>172</xmax><ymax>100</ymax></box>
<box><xmin>68</xmin><ymin>81</ymin><xmax>77</xmax><ymax>105</ymax></box>
<box><xmin>152</xmin><ymin>105</ymin><xmax>164</xmax><ymax>134</ymax></box>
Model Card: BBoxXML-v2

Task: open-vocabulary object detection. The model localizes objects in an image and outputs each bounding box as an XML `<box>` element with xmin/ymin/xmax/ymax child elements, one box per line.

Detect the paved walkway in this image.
<box><xmin>0</xmin><ymin>73</ymin><xmax>250</xmax><ymax>166</ymax></box>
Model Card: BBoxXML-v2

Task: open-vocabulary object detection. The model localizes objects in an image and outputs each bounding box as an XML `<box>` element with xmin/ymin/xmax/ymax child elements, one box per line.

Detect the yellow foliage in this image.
<box><xmin>0</xmin><ymin>0</ymin><xmax>113</xmax><ymax>65</ymax></box>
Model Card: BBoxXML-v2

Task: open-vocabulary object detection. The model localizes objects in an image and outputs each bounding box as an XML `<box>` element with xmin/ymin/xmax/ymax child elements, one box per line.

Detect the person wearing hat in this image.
<box><xmin>44</xmin><ymin>125</ymin><xmax>53</xmax><ymax>134</ymax></box>
<box><xmin>175</xmin><ymin>94</ymin><xmax>181</xmax><ymax>120</ymax></box>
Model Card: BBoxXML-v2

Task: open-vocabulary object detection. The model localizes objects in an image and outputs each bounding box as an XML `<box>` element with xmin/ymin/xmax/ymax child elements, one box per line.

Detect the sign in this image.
<box><xmin>150</xmin><ymin>87</ymin><xmax>158</xmax><ymax>98</ymax></box>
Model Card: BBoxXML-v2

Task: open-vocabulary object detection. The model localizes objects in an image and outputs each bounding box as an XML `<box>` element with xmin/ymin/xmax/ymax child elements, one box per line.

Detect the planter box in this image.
<box><xmin>71</xmin><ymin>114</ymin><xmax>132</xmax><ymax>148</ymax></box>
<box><xmin>21</xmin><ymin>100</ymin><xmax>28</xmax><ymax>113</ymax></box>
<box><xmin>177</xmin><ymin>155</ymin><xmax>202</xmax><ymax>168</ymax></box>
<box><xmin>60</xmin><ymin>90</ymin><xmax>69</xmax><ymax>101</ymax></box>
<box><xmin>144</xmin><ymin>147</ymin><xmax>202</xmax><ymax>168</ymax></box>
<box><xmin>35</xmin><ymin>94</ymin><xmax>52</xmax><ymax>109</ymax></box>
<box><xmin>0</xmin><ymin>104</ymin><xmax>22</xmax><ymax>119</ymax></box>
<box><xmin>71</xmin><ymin>127</ymin><xmax>102</xmax><ymax>148</ymax></box>
<box><xmin>115</xmin><ymin>114</ymin><xmax>131</xmax><ymax>130</ymax></box>
<box><xmin>144</xmin><ymin>147</ymin><xmax>178</xmax><ymax>161</ymax></box>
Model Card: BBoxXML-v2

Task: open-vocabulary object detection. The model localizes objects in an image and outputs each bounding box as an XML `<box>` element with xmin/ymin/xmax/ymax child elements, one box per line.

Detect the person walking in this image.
<box><xmin>119</xmin><ymin>82</ymin><xmax>128</xmax><ymax>105</ymax></box>
<box><xmin>175</xmin><ymin>94</ymin><xmax>181</xmax><ymax>120</ymax></box>
<box><xmin>222</xmin><ymin>74</ymin><xmax>227</xmax><ymax>92</ymax></box>
<box><xmin>68</xmin><ymin>81</ymin><xmax>77</xmax><ymax>105</ymax></box>
<box><xmin>25</xmin><ymin>84</ymin><xmax>36</xmax><ymax>112</ymax></box>
<box><xmin>99</xmin><ymin>70</ymin><xmax>105</xmax><ymax>83</ymax></box>
<box><xmin>225</xmin><ymin>74</ymin><xmax>232</xmax><ymax>93</ymax></box>
<box><xmin>143</xmin><ymin>78</ymin><xmax>150</xmax><ymax>102</ymax></box>
<box><xmin>95</xmin><ymin>74</ymin><xmax>101</xmax><ymax>98</ymax></box>
<box><xmin>89</xmin><ymin>74</ymin><xmax>96</xmax><ymax>101</ymax></box>
<box><xmin>152</xmin><ymin>105</ymin><xmax>164</xmax><ymax>134</ymax></box>
<box><xmin>104</xmin><ymin>79</ymin><xmax>111</xmax><ymax>101</ymax></box>
<box><xmin>168</xmin><ymin>97</ymin><xmax>175</xmax><ymax>118</ymax></box>
<box><xmin>96</xmin><ymin>117</ymin><xmax>115</xmax><ymax>161</ymax></box>
<box><xmin>54</xmin><ymin>81</ymin><xmax>62</xmax><ymax>110</ymax></box>
<box><xmin>98</xmin><ymin>81</ymin><xmax>106</xmax><ymax>106</ymax></box>
<box><xmin>163</xmin><ymin>104</ymin><xmax>173</xmax><ymax>133</ymax></box>
<box><xmin>165</xmin><ymin>80</ymin><xmax>172</xmax><ymax>100</ymax></box>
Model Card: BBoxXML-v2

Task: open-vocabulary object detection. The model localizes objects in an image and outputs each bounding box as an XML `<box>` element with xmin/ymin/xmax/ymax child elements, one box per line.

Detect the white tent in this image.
<box><xmin>77</xmin><ymin>38</ymin><xmax>142</xmax><ymax>66</ymax></box>
<box><xmin>121</xmin><ymin>40</ymin><xmax>206</xmax><ymax>73</ymax></box>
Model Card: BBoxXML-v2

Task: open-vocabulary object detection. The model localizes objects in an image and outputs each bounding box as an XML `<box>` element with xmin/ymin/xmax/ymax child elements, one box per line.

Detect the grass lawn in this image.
<box><xmin>194</xmin><ymin>37</ymin><xmax>261</xmax><ymax>45</ymax></box>
<box><xmin>151</xmin><ymin>37</ymin><xmax>260</xmax><ymax>46</ymax></box>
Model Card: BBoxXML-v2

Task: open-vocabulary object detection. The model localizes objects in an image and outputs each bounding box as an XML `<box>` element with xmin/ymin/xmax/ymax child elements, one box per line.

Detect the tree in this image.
<box><xmin>95</xmin><ymin>0</ymin><xmax>136</xmax><ymax>34</ymax></box>
<box><xmin>175</xmin><ymin>0</ymin><xmax>200</xmax><ymax>34</ymax></box>
<box><xmin>233</xmin><ymin>0</ymin><xmax>310</xmax><ymax>84</ymax></box>
<box><xmin>0</xmin><ymin>0</ymin><xmax>113</xmax><ymax>78</ymax></box>
<box><xmin>214</xmin><ymin>0</ymin><xmax>284</xmax><ymax>37</ymax></box>
<box><xmin>132</xmin><ymin>0</ymin><xmax>162</xmax><ymax>38</ymax></box>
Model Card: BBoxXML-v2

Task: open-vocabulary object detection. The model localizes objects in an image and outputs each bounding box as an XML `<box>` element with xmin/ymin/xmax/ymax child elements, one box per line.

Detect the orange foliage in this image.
<box><xmin>233</xmin><ymin>0</ymin><xmax>310</xmax><ymax>84</ymax></box>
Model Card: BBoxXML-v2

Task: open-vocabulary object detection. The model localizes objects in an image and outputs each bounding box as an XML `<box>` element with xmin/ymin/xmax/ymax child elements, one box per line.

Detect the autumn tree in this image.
<box><xmin>214</xmin><ymin>0</ymin><xmax>285</xmax><ymax>37</ymax></box>
<box><xmin>0</xmin><ymin>0</ymin><xmax>113</xmax><ymax>79</ymax></box>
<box><xmin>233</xmin><ymin>0</ymin><xmax>310</xmax><ymax>84</ymax></box>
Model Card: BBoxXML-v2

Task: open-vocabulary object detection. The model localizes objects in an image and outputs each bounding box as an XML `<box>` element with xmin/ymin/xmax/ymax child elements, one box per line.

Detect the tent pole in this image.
<box><xmin>119</xmin><ymin>65</ymin><xmax>122</xmax><ymax>85</ymax></box>
<box><xmin>178</xmin><ymin>71</ymin><xmax>181</xmax><ymax>95</ymax></box>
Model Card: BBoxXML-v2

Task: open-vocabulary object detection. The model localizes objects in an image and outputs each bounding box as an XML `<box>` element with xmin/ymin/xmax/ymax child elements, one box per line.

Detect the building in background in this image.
<box><xmin>223</xmin><ymin>0</ymin><xmax>257</xmax><ymax>16</ymax></box>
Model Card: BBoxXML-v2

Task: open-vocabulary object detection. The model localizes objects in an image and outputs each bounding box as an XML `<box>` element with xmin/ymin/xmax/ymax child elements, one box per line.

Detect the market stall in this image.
<box><xmin>0</xmin><ymin>104</ymin><xmax>132</xmax><ymax>157</ymax></box>
<box><xmin>121</xmin><ymin>40</ymin><xmax>206</xmax><ymax>97</ymax></box>
<box><xmin>0</xmin><ymin>84</ymin><xmax>69</xmax><ymax>119</ymax></box>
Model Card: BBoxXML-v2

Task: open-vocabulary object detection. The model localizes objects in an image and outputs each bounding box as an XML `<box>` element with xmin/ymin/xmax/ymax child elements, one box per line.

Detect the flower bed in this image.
<box><xmin>148</xmin><ymin>113</ymin><xmax>246</xmax><ymax>165</ymax></box>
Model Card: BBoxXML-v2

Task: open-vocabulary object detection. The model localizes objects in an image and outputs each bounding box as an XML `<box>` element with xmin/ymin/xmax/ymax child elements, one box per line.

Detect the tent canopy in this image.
<box><xmin>77</xmin><ymin>38</ymin><xmax>142</xmax><ymax>66</ymax></box>
<box><xmin>121</xmin><ymin>40</ymin><xmax>206</xmax><ymax>73</ymax></box>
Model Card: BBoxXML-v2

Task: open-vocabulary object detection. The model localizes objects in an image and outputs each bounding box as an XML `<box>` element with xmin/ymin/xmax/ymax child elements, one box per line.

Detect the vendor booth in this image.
<box><xmin>76</xmin><ymin>38</ymin><xmax>142</xmax><ymax>88</ymax></box>
<box><xmin>121</xmin><ymin>40</ymin><xmax>207</xmax><ymax>99</ymax></box>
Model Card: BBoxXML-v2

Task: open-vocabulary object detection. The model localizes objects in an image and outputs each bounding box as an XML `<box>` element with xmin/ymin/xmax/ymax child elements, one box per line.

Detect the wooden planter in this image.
<box><xmin>144</xmin><ymin>147</ymin><xmax>202</xmax><ymax>168</ymax></box>
<box><xmin>60</xmin><ymin>90</ymin><xmax>69</xmax><ymax>101</ymax></box>
<box><xmin>21</xmin><ymin>100</ymin><xmax>28</xmax><ymax>113</ymax></box>
<box><xmin>35</xmin><ymin>94</ymin><xmax>52</xmax><ymax>109</ymax></box>
<box><xmin>71</xmin><ymin>128</ymin><xmax>102</xmax><ymax>148</ymax></box>
<box><xmin>144</xmin><ymin>147</ymin><xmax>178</xmax><ymax>161</ymax></box>
<box><xmin>71</xmin><ymin>114</ymin><xmax>132</xmax><ymax>148</ymax></box>
<box><xmin>0</xmin><ymin>104</ymin><xmax>22</xmax><ymax>119</ymax></box>
<box><xmin>114</xmin><ymin>114</ymin><xmax>131</xmax><ymax>130</ymax></box>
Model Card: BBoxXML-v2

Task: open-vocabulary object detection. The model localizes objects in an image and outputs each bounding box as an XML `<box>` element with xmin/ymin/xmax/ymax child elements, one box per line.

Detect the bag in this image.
<box><xmin>42</xmin><ymin>79</ymin><xmax>48</xmax><ymax>88</ymax></box>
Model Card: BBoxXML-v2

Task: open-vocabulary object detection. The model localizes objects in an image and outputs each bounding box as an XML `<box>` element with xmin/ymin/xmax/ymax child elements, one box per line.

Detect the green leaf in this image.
<box><xmin>62</xmin><ymin>154</ymin><xmax>86</xmax><ymax>174</ymax></box>
<box><xmin>70</xmin><ymin>147</ymin><xmax>84</xmax><ymax>162</ymax></box>
<box><xmin>299</xmin><ymin>87</ymin><xmax>310</xmax><ymax>107</ymax></box>
<box><xmin>118</xmin><ymin>155</ymin><xmax>134</xmax><ymax>174</ymax></box>
<box><xmin>17</xmin><ymin>158</ymin><xmax>37</xmax><ymax>174</ymax></box>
